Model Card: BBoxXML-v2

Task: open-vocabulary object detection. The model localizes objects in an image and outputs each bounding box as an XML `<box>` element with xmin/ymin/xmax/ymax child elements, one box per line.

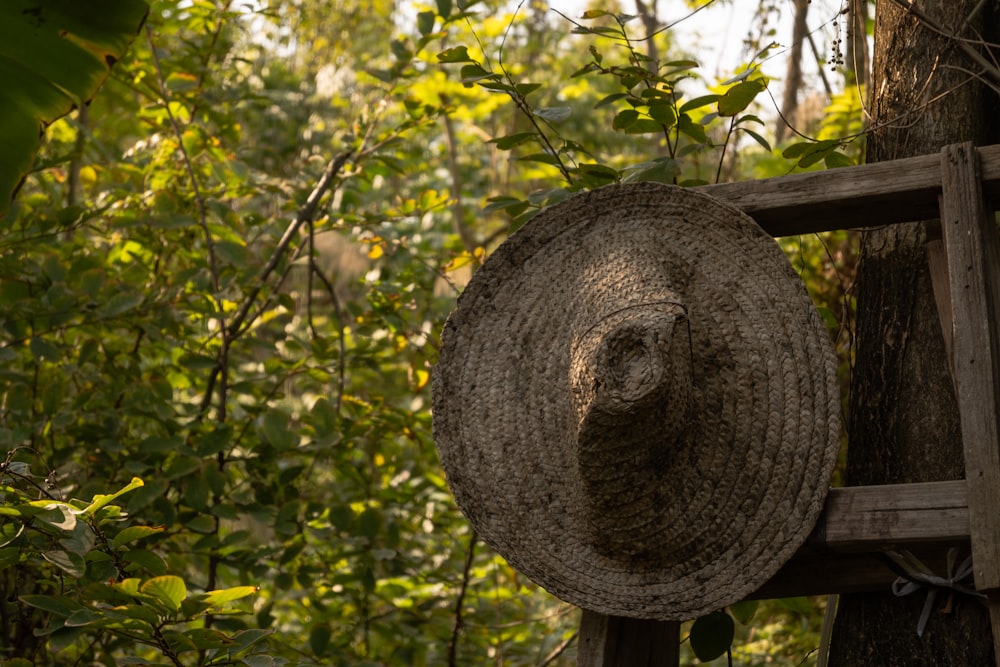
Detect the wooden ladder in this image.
<box><xmin>578</xmin><ymin>142</ymin><xmax>1000</xmax><ymax>666</ymax></box>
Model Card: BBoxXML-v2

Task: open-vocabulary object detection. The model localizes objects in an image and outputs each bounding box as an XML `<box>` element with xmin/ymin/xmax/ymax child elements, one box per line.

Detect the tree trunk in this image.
<box><xmin>775</xmin><ymin>0</ymin><xmax>809</xmax><ymax>143</ymax></box>
<box><xmin>827</xmin><ymin>1</ymin><xmax>1000</xmax><ymax>664</ymax></box>
<box><xmin>843</xmin><ymin>0</ymin><xmax>869</xmax><ymax>88</ymax></box>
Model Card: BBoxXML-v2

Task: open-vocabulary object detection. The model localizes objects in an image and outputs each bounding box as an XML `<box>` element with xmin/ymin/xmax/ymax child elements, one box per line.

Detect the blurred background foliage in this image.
<box><xmin>0</xmin><ymin>0</ymin><xmax>865</xmax><ymax>664</ymax></box>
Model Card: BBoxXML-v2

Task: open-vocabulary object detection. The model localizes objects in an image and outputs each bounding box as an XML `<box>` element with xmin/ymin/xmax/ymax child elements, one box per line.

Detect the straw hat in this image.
<box><xmin>432</xmin><ymin>182</ymin><xmax>840</xmax><ymax>620</ymax></box>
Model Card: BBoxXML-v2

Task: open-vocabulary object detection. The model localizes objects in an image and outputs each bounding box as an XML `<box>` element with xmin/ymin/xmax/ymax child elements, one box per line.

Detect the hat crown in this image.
<box><xmin>572</xmin><ymin>301</ymin><xmax>693</xmax><ymax>563</ymax></box>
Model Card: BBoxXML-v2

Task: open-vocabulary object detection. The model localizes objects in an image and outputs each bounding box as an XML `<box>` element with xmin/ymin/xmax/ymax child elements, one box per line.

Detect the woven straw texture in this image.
<box><xmin>432</xmin><ymin>182</ymin><xmax>841</xmax><ymax>620</ymax></box>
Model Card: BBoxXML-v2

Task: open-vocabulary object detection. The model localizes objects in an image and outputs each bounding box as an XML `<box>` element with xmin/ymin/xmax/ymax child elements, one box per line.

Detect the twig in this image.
<box><xmin>309</xmin><ymin>263</ymin><xmax>347</xmax><ymax>418</ymax></box>
<box><xmin>227</xmin><ymin>150</ymin><xmax>353</xmax><ymax>339</ymax></box>
<box><xmin>538</xmin><ymin>630</ymin><xmax>578</xmax><ymax>667</ymax></box>
<box><xmin>448</xmin><ymin>531</ymin><xmax>478</xmax><ymax>667</ymax></box>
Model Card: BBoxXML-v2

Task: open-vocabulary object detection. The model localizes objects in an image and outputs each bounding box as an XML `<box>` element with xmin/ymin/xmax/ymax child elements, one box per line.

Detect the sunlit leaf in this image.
<box><xmin>718</xmin><ymin>79</ymin><xmax>765</xmax><ymax>116</ymax></box>
<box><xmin>202</xmin><ymin>585</ymin><xmax>259</xmax><ymax>607</ymax></box>
<box><xmin>0</xmin><ymin>0</ymin><xmax>149</xmax><ymax>213</ymax></box>
<box><xmin>79</xmin><ymin>477</ymin><xmax>144</xmax><ymax>518</ymax></box>
<box><xmin>141</xmin><ymin>576</ymin><xmax>187</xmax><ymax>613</ymax></box>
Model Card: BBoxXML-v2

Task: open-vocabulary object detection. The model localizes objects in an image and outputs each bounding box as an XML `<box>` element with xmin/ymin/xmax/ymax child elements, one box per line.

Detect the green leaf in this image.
<box><xmin>729</xmin><ymin>599</ymin><xmax>759</xmax><ymax>624</ymax></box>
<box><xmin>41</xmin><ymin>550</ymin><xmax>86</xmax><ymax>577</ymax></box>
<box><xmin>38</xmin><ymin>503</ymin><xmax>76</xmax><ymax>531</ymax></box>
<box><xmin>459</xmin><ymin>63</ymin><xmax>491</xmax><ymax>85</ymax></box>
<box><xmin>184</xmin><ymin>627</ymin><xmax>233</xmax><ymax>650</ymax></box>
<box><xmin>436</xmin><ymin>0</ymin><xmax>452</xmax><ymax>18</ymax></box>
<box><xmin>178</xmin><ymin>353</ymin><xmax>219</xmax><ymax>370</ymax></box>
<box><xmin>647</xmin><ymin>101</ymin><xmax>677</xmax><ymax>127</ymax></box>
<box><xmin>679</xmin><ymin>94</ymin><xmax>720</xmax><ymax>113</ymax></box>
<box><xmin>718</xmin><ymin>79</ymin><xmax>765</xmax><ymax>116</ymax></box>
<box><xmin>215</xmin><ymin>240</ymin><xmax>249</xmax><ymax>267</ymax></box>
<box><xmin>141</xmin><ymin>576</ymin><xmax>187</xmax><ymax>613</ymax></box>
<box><xmin>515</xmin><ymin>152</ymin><xmax>560</xmax><ymax>166</ymax></box>
<box><xmin>19</xmin><ymin>594</ymin><xmax>84</xmax><ymax>617</ymax></box>
<box><xmin>577</xmin><ymin>163</ymin><xmax>619</xmax><ymax>185</ymax></box>
<box><xmin>689</xmin><ymin>611</ymin><xmax>735</xmax><ymax>662</ymax></box>
<box><xmin>203</xmin><ymin>585</ymin><xmax>259</xmax><ymax>607</ymax></box>
<box><xmin>230</xmin><ymin>628</ymin><xmax>272</xmax><ymax>654</ymax></box>
<box><xmin>824</xmin><ymin>150</ymin><xmax>854</xmax><ymax>168</ymax></box>
<box><xmin>612</xmin><ymin>108</ymin><xmax>639</xmax><ymax>130</ymax></box>
<box><xmin>437</xmin><ymin>46</ymin><xmax>471</xmax><ymax>63</ymax></box>
<box><xmin>581</xmin><ymin>9</ymin><xmax>610</xmax><ymax>18</ymax></box>
<box><xmin>623</xmin><ymin>157</ymin><xmax>680</xmax><ymax>184</ymax></box>
<box><xmin>797</xmin><ymin>144</ymin><xmax>839</xmax><ymax>168</ymax></box>
<box><xmin>740</xmin><ymin>127</ymin><xmax>772</xmax><ymax>152</ymax></box>
<box><xmin>257</xmin><ymin>408</ymin><xmax>296</xmax><ymax>450</ymax></box>
<box><xmin>79</xmin><ymin>477</ymin><xmax>144</xmax><ymax>518</ymax></box>
<box><xmin>482</xmin><ymin>196</ymin><xmax>529</xmax><ymax>216</ymax></box>
<box><xmin>594</xmin><ymin>92</ymin><xmax>628</xmax><ymax>109</ymax></box>
<box><xmin>112</xmin><ymin>524</ymin><xmax>165</xmax><ymax>549</ymax></box>
<box><xmin>64</xmin><ymin>609</ymin><xmax>106</xmax><ymax>627</ymax></box>
<box><xmin>624</xmin><ymin>118</ymin><xmax>665</xmax><ymax>134</ymax></box>
<box><xmin>357</xmin><ymin>506</ymin><xmax>383</xmax><ymax>540</ymax></box>
<box><xmin>0</xmin><ymin>0</ymin><xmax>149</xmax><ymax>214</ymax></box>
<box><xmin>416</xmin><ymin>10</ymin><xmax>435</xmax><ymax>36</ymax></box>
<box><xmin>777</xmin><ymin>596</ymin><xmax>814</xmax><ymax>614</ymax></box>
<box><xmin>309</xmin><ymin>623</ymin><xmax>331</xmax><ymax>656</ymax></box>
<box><xmin>533</xmin><ymin>106</ymin><xmax>571</xmax><ymax>123</ymax></box>
<box><xmin>100</xmin><ymin>291</ymin><xmax>144</xmax><ymax>317</ymax></box>
<box><xmin>490</xmin><ymin>132</ymin><xmax>537</xmax><ymax>150</ymax></box>
<box><xmin>123</xmin><ymin>549</ymin><xmax>167</xmax><ymax>576</ymax></box>
<box><xmin>29</xmin><ymin>337</ymin><xmax>60</xmax><ymax>361</ymax></box>
<box><xmin>515</xmin><ymin>82</ymin><xmax>541</xmax><ymax>96</ymax></box>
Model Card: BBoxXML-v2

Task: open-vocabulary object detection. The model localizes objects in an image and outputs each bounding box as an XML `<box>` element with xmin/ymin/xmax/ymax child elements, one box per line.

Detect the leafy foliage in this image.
<box><xmin>0</xmin><ymin>1</ymin><xmax>862</xmax><ymax>665</ymax></box>
<box><xmin>0</xmin><ymin>0</ymin><xmax>149</xmax><ymax>213</ymax></box>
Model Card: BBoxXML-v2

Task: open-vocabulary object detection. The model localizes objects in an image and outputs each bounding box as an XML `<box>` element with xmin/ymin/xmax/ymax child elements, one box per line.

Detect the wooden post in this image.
<box><xmin>940</xmin><ymin>141</ymin><xmax>1000</xmax><ymax>665</ymax></box>
<box><xmin>577</xmin><ymin>611</ymin><xmax>679</xmax><ymax>667</ymax></box>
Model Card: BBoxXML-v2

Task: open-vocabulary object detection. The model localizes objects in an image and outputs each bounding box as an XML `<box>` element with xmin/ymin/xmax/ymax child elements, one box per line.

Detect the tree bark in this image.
<box><xmin>828</xmin><ymin>0</ymin><xmax>1000</xmax><ymax>664</ymax></box>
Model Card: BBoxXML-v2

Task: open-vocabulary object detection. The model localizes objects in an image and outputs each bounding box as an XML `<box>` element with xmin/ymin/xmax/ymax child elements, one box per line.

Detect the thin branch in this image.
<box><xmin>226</xmin><ymin>150</ymin><xmax>352</xmax><ymax>339</ymax></box>
<box><xmin>309</xmin><ymin>263</ymin><xmax>347</xmax><ymax>418</ymax></box>
<box><xmin>448</xmin><ymin>531</ymin><xmax>478</xmax><ymax>667</ymax></box>
<box><xmin>145</xmin><ymin>28</ymin><xmax>222</xmax><ymax>298</ymax></box>
<box><xmin>538</xmin><ymin>630</ymin><xmax>578</xmax><ymax>667</ymax></box>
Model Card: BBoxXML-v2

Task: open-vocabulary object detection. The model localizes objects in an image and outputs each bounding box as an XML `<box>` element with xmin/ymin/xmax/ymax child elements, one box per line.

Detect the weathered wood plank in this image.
<box><xmin>939</xmin><ymin>141</ymin><xmax>1000</xmax><ymax>665</ymax></box>
<box><xmin>696</xmin><ymin>143</ymin><xmax>1000</xmax><ymax>237</ymax></box>
<box><xmin>754</xmin><ymin>480</ymin><xmax>971</xmax><ymax>599</ymax></box>
<box><xmin>820</xmin><ymin>480</ymin><xmax>970</xmax><ymax>551</ymax></box>
<box><xmin>940</xmin><ymin>141</ymin><xmax>1000</xmax><ymax>592</ymax></box>
<box><xmin>577</xmin><ymin>612</ymin><xmax>679</xmax><ymax>667</ymax></box>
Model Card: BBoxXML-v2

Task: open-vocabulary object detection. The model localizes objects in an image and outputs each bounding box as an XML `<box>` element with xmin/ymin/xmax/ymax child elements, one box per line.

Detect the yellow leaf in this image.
<box><xmin>414</xmin><ymin>369</ymin><xmax>429</xmax><ymax>390</ymax></box>
<box><xmin>368</xmin><ymin>245</ymin><xmax>384</xmax><ymax>259</ymax></box>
